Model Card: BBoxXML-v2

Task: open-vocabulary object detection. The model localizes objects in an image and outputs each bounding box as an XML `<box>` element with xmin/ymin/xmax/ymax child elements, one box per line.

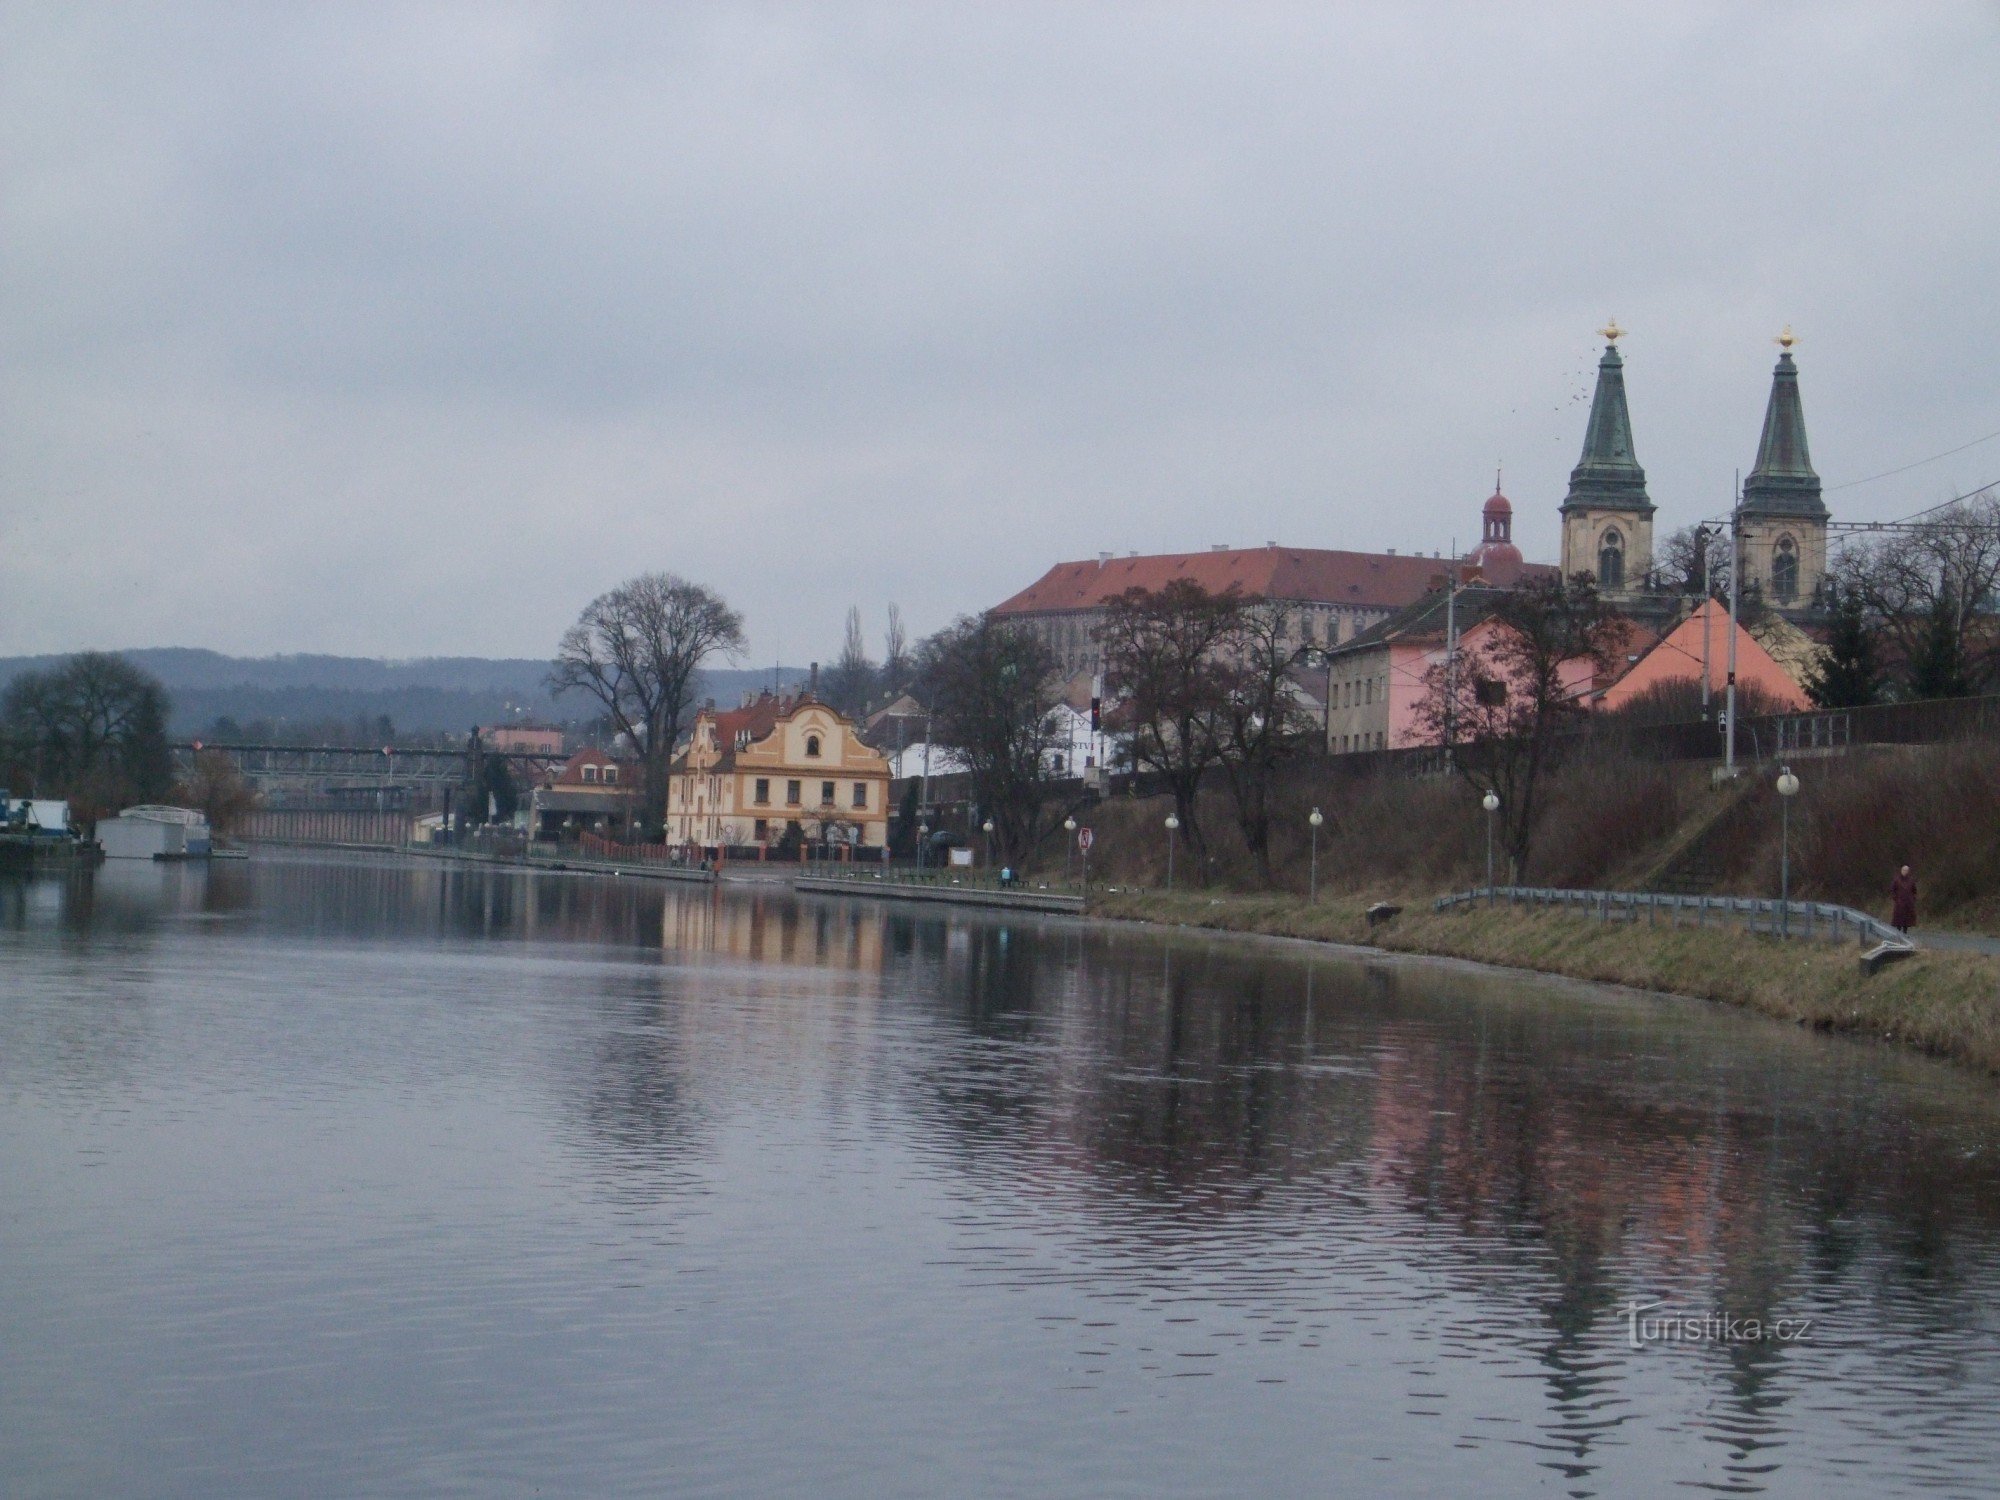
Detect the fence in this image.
<box><xmin>239</xmin><ymin>808</ymin><xmax>415</xmax><ymax>847</ymax></box>
<box><xmin>1436</xmin><ymin>883</ymin><xmax>1911</xmax><ymax>950</ymax></box>
<box><xmin>577</xmin><ymin>832</ymin><xmax>707</xmax><ymax>868</ymax></box>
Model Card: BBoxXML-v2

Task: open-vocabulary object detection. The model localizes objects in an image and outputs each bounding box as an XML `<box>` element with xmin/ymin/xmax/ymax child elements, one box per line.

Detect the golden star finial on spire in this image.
<box><xmin>1598</xmin><ymin>318</ymin><xmax>1625</xmax><ymax>344</ymax></box>
<box><xmin>1775</xmin><ymin>324</ymin><xmax>1797</xmax><ymax>350</ymax></box>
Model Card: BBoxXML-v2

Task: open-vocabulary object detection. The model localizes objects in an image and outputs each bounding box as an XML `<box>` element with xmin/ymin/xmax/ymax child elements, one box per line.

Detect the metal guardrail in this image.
<box><xmin>1435</xmin><ymin>884</ymin><xmax>1913</xmax><ymax>950</ymax></box>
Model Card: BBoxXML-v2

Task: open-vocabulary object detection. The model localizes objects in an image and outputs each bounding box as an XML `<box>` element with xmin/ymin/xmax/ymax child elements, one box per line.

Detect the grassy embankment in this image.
<box><xmin>1066</xmin><ymin>740</ymin><xmax>2000</xmax><ymax>933</ymax></box>
<box><xmin>1088</xmin><ymin>887</ymin><xmax>2000</xmax><ymax>1076</ymax></box>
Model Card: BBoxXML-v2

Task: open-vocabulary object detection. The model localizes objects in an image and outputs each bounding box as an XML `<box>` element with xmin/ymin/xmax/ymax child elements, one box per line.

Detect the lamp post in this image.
<box><xmin>982</xmin><ymin>818</ymin><xmax>995</xmax><ymax>872</ymax></box>
<box><xmin>1064</xmin><ymin>815</ymin><xmax>1077</xmax><ymax>886</ymax></box>
<box><xmin>1776</xmin><ymin>765</ymin><xmax>1800</xmax><ymax>935</ymax></box>
<box><xmin>1481</xmin><ymin>790</ymin><xmax>1500</xmax><ymax>898</ymax></box>
<box><xmin>1308</xmin><ymin>807</ymin><xmax>1324</xmax><ymax>904</ymax></box>
<box><xmin>917</xmin><ymin>820</ymin><xmax>929</xmax><ymax>871</ymax></box>
<box><xmin>1164</xmin><ymin>813</ymin><xmax>1180</xmax><ymax>891</ymax></box>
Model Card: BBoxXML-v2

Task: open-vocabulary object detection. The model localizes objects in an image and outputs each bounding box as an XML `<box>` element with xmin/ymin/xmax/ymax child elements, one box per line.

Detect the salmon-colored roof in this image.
<box><xmin>990</xmin><ymin>546</ymin><xmax>1550</xmax><ymax>616</ymax></box>
<box><xmin>1598</xmin><ymin>599</ymin><xmax>1807</xmax><ymax>711</ymax></box>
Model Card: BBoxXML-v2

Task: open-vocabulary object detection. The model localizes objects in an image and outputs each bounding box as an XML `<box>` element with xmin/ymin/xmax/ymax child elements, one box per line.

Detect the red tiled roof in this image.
<box><xmin>990</xmin><ymin>546</ymin><xmax>1548</xmax><ymax>616</ymax></box>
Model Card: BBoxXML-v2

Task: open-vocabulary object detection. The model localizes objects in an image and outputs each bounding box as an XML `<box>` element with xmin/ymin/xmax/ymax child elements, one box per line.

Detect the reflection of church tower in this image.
<box><xmin>1560</xmin><ymin>322</ymin><xmax>1654</xmax><ymax>592</ymax></box>
<box><xmin>1737</xmin><ymin>330</ymin><xmax>1827</xmax><ymax>609</ymax></box>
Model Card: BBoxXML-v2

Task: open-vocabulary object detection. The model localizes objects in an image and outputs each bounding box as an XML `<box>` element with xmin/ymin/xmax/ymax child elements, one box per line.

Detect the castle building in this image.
<box><xmin>1559</xmin><ymin>321</ymin><xmax>1655</xmax><ymax>592</ymax></box>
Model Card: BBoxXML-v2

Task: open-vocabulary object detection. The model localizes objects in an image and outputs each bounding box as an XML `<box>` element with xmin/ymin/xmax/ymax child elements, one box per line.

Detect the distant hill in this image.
<box><xmin>0</xmin><ymin>649</ymin><xmax>807</xmax><ymax>738</ymax></box>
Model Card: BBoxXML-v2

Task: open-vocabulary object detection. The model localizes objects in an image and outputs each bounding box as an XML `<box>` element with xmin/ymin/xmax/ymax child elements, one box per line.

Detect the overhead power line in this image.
<box><xmin>1827</xmin><ymin>427</ymin><xmax>2000</xmax><ymax>492</ymax></box>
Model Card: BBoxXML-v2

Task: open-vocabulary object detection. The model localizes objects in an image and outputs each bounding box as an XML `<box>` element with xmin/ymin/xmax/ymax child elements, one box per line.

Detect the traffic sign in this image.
<box><xmin>1076</xmin><ymin>827</ymin><xmax>1094</xmax><ymax>852</ymax></box>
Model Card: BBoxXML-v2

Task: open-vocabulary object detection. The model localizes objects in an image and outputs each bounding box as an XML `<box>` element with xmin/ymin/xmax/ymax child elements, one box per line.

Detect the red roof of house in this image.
<box><xmin>990</xmin><ymin>546</ymin><xmax>1549</xmax><ymax>616</ymax></box>
<box><xmin>709</xmin><ymin>693</ymin><xmax>784</xmax><ymax>748</ymax></box>
<box><xmin>552</xmin><ymin>747</ymin><xmax>632</xmax><ymax>787</ymax></box>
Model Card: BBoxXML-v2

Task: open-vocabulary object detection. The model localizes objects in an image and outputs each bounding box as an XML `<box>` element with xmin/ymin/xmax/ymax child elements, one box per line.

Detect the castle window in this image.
<box><xmin>1772</xmin><ymin>535</ymin><xmax>1799</xmax><ymax>601</ymax></box>
<box><xmin>1598</xmin><ymin>528</ymin><xmax>1625</xmax><ymax>591</ymax></box>
<box><xmin>805</xmin><ymin>734</ymin><xmax>822</xmax><ymax>758</ymax></box>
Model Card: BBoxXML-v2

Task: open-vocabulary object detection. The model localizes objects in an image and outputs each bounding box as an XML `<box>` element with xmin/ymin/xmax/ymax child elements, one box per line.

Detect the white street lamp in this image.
<box><xmin>1164</xmin><ymin>813</ymin><xmax>1181</xmax><ymax>892</ymax></box>
<box><xmin>1308</xmin><ymin>807</ymin><xmax>1324</xmax><ymax>904</ymax></box>
<box><xmin>982</xmin><ymin>817</ymin><xmax>995</xmax><ymax>871</ymax></box>
<box><xmin>917</xmin><ymin>820</ymin><xmax>929</xmax><ymax>871</ymax></box>
<box><xmin>1776</xmin><ymin>766</ymin><xmax>1800</xmax><ymax>935</ymax></box>
<box><xmin>1481</xmin><ymin>790</ymin><xmax>1500</xmax><ymax>897</ymax></box>
<box><xmin>1064</xmin><ymin>815</ymin><xmax>1078</xmax><ymax>886</ymax></box>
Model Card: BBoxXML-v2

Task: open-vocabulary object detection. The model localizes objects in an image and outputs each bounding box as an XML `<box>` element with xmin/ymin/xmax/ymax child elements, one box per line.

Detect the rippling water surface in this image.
<box><xmin>6</xmin><ymin>851</ymin><xmax>2000</xmax><ymax>1497</ymax></box>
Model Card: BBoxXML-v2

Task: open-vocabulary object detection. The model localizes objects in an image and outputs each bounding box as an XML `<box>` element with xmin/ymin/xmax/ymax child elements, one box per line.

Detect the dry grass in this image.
<box><xmin>1060</xmin><ymin>740</ymin><xmax>2000</xmax><ymax>933</ymax></box>
<box><xmin>1089</xmin><ymin>887</ymin><xmax>2000</xmax><ymax>1077</ymax></box>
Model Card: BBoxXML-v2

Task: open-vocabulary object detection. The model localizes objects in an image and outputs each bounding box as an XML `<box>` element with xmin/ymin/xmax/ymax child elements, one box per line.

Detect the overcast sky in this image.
<box><xmin>4</xmin><ymin>3</ymin><xmax>1997</xmax><ymax>666</ymax></box>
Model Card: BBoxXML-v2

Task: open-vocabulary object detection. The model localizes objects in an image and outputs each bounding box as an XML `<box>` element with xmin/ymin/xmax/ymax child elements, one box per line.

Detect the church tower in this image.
<box><xmin>1736</xmin><ymin>330</ymin><xmax>1827</xmax><ymax>609</ymax></box>
<box><xmin>1560</xmin><ymin>322</ymin><xmax>1654</xmax><ymax>592</ymax></box>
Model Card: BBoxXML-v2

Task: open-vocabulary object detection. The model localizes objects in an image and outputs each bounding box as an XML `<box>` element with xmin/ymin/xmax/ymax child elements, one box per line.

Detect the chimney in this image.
<box><xmin>1211</xmin><ymin>543</ymin><xmax>1229</xmax><ymax>552</ymax></box>
<box><xmin>1098</xmin><ymin>551</ymin><xmax>1111</xmax><ymax>565</ymax></box>
<box><xmin>808</xmin><ymin>661</ymin><xmax>819</xmax><ymax>698</ymax></box>
<box><xmin>1386</xmin><ymin>548</ymin><xmax>1396</xmax><ymax>555</ymax></box>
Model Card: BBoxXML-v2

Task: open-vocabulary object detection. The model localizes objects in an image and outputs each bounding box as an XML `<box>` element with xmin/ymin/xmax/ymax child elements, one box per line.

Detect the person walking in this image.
<box><xmin>1890</xmin><ymin>864</ymin><xmax>1918</xmax><ymax>935</ymax></box>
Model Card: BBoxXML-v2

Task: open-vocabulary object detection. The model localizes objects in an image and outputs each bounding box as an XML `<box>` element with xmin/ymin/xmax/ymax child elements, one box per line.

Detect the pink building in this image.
<box><xmin>1325</xmin><ymin>584</ymin><xmax>1629</xmax><ymax>754</ymax></box>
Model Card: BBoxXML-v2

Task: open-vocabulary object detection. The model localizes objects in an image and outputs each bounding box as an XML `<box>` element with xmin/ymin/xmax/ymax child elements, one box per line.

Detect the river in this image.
<box><xmin>4</xmin><ymin>850</ymin><xmax>1999</xmax><ymax>1497</ymax></box>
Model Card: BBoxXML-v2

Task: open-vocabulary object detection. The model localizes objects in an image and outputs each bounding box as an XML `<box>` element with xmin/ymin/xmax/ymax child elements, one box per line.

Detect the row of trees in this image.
<box><xmin>906</xmin><ymin>583</ymin><xmax>1318</xmax><ymax>878</ymax></box>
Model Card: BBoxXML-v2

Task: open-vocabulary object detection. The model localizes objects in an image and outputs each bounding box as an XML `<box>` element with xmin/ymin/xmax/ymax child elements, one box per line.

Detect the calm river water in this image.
<box><xmin>5</xmin><ymin>851</ymin><xmax>2000</xmax><ymax>1497</ymax></box>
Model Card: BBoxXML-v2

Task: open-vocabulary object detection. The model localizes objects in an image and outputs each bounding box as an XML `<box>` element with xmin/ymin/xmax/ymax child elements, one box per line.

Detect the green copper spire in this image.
<box><xmin>1741</xmin><ymin>332</ymin><xmax>1825</xmax><ymax>519</ymax></box>
<box><xmin>1561</xmin><ymin>327</ymin><xmax>1653</xmax><ymax>516</ymax></box>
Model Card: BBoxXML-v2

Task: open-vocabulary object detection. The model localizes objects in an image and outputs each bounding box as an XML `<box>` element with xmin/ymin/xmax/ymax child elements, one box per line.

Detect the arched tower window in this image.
<box><xmin>1771</xmin><ymin>535</ymin><xmax>1799</xmax><ymax>601</ymax></box>
<box><xmin>1598</xmin><ymin>527</ymin><xmax>1625</xmax><ymax>591</ymax></box>
<box><xmin>805</xmin><ymin>734</ymin><xmax>822</xmax><ymax>758</ymax></box>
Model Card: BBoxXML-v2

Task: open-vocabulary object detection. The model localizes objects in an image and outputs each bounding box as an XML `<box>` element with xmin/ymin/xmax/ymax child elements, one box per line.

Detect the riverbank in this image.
<box><xmin>1089</xmin><ymin>887</ymin><xmax>2000</xmax><ymax>1076</ymax></box>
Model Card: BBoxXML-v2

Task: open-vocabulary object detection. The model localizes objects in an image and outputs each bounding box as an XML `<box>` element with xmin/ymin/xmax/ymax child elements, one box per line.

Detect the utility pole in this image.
<box><xmin>1725</xmin><ymin>473</ymin><xmax>1741</xmax><ymax>776</ymax></box>
<box><xmin>1696</xmin><ymin>524</ymin><xmax>1712</xmax><ymax>716</ymax></box>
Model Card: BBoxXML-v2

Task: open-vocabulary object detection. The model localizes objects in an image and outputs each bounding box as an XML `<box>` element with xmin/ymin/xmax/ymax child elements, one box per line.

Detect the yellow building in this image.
<box><xmin>666</xmin><ymin>690</ymin><xmax>892</xmax><ymax>852</ymax></box>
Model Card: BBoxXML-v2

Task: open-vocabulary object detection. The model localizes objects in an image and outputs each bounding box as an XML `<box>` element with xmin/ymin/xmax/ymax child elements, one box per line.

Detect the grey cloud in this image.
<box><xmin>2</xmin><ymin>3</ymin><xmax>1996</xmax><ymax>662</ymax></box>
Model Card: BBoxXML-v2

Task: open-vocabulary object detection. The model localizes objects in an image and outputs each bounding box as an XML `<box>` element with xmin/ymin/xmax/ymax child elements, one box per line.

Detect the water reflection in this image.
<box><xmin>3</xmin><ymin>851</ymin><xmax>1999</xmax><ymax>1497</ymax></box>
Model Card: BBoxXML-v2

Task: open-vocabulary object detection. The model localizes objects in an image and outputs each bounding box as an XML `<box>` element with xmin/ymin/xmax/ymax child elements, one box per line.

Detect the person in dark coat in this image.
<box><xmin>1890</xmin><ymin>864</ymin><xmax>1918</xmax><ymax>934</ymax></box>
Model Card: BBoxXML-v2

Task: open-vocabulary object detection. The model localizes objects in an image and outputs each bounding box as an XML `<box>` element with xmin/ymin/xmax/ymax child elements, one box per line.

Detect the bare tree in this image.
<box><xmin>820</xmin><ymin>605</ymin><xmax>877</xmax><ymax>717</ymax></box>
<box><xmin>1</xmin><ymin>652</ymin><xmax>174</xmax><ymax>826</ymax></box>
<box><xmin>1656</xmin><ymin>524</ymin><xmax>1732</xmax><ymax>599</ymax></box>
<box><xmin>1835</xmin><ymin>490</ymin><xmax>2000</xmax><ymax>696</ymax></box>
<box><xmin>550</xmin><ymin>574</ymin><xmax>746</xmax><ymax>837</ymax></box>
<box><xmin>173</xmin><ymin>749</ymin><xmax>260</xmax><ymax>834</ymax></box>
<box><xmin>1214</xmin><ymin>602</ymin><xmax>1314</xmax><ymax>884</ymax></box>
<box><xmin>1099</xmin><ymin>580</ymin><xmax>1241</xmax><ymax>863</ymax></box>
<box><xmin>882</xmin><ymin>603</ymin><xmax>909</xmax><ymax>692</ymax></box>
<box><xmin>1412</xmin><ymin>575</ymin><xmax>1624</xmax><ymax>880</ymax></box>
<box><xmin>915</xmin><ymin>615</ymin><xmax>1065</xmax><ymax>865</ymax></box>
